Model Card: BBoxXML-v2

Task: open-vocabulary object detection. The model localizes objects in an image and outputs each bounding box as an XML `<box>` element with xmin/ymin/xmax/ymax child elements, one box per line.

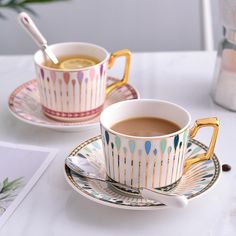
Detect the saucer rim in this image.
<box><xmin>8</xmin><ymin>78</ymin><xmax>140</xmax><ymax>130</ymax></box>
<box><xmin>64</xmin><ymin>136</ymin><xmax>221</xmax><ymax>210</ymax></box>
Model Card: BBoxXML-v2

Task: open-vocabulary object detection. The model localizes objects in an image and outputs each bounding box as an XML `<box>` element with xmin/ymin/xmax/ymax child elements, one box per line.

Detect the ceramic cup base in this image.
<box><xmin>108</xmin><ymin>177</ymin><xmax>182</xmax><ymax>195</ymax></box>
<box><xmin>42</xmin><ymin>105</ymin><xmax>103</xmax><ymax>122</ymax></box>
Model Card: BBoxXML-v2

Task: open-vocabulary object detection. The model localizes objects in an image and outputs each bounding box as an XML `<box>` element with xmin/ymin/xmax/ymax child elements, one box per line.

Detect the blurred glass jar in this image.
<box><xmin>212</xmin><ymin>0</ymin><xmax>236</xmax><ymax>110</ymax></box>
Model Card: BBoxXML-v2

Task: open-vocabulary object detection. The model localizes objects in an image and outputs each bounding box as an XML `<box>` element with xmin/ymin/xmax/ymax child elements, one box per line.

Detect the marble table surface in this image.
<box><xmin>0</xmin><ymin>52</ymin><xmax>235</xmax><ymax>236</ymax></box>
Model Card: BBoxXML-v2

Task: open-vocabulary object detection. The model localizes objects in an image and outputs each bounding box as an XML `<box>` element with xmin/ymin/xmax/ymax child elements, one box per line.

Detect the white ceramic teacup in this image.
<box><xmin>100</xmin><ymin>99</ymin><xmax>219</xmax><ymax>190</ymax></box>
<box><xmin>34</xmin><ymin>42</ymin><xmax>131</xmax><ymax>122</ymax></box>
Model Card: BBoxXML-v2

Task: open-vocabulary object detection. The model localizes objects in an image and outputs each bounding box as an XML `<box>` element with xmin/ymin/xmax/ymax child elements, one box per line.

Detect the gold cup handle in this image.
<box><xmin>106</xmin><ymin>49</ymin><xmax>131</xmax><ymax>95</ymax></box>
<box><xmin>184</xmin><ymin>117</ymin><xmax>219</xmax><ymax>173</ymax></box>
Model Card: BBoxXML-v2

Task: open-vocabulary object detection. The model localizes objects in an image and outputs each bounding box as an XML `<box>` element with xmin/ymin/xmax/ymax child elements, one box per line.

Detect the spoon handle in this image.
<box><xmin>18</xmin><ymin>12</ymin><xmax>47</xmax><ymax>47</ymax></box>
<box><xmin>18</xmin><ymin>12</ymin><xmax>59</xmax><ymax>64</ymax></box>
<box><xmin>139</xmin><ymin>188</ymin><xmax>188</xmax><ymax>208</ymax></box>
<box><xmin>106</xmin><ymin>178</ymin><xmax>188</xmax><ymax>208</ymax></box>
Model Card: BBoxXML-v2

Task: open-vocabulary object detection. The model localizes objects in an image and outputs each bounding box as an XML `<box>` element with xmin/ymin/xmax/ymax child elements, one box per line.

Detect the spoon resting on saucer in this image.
<box><xmin>18</xmin><ymin>12</ymin><xmax>59</xmax><ymax>65</ymax></box>
<box><xmin>65</xmin><ymin>156</ymin><xmax>188</xmax><ymax>208</ymax></box>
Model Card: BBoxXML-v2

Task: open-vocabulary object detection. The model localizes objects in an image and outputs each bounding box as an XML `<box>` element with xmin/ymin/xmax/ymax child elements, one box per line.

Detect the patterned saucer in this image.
<box><xmin>64</xmin><ymin>136</ymin><xmax>221</xmax><ymax>210</ymax></box>
<box><xmin>8</xmin><ymin>77</ymin><xmax>139</xmax><ymax>132</ymax></box>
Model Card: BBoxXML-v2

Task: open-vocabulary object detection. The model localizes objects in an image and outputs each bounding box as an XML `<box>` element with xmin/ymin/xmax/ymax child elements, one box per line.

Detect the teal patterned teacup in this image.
<box><xmin>100</xmin><ymin>99</ymin><xmax>219</xmax><ymax>190</ymax></box>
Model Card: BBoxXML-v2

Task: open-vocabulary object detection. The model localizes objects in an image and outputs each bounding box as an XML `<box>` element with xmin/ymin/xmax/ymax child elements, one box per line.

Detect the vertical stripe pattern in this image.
<box><xmin>35</xmin><ymin>63</ymin><xmax>107</xmax><ymax>120</ymax></box>
<box><xmin>101</xmin><ymin>127</ymin><xmax>190</xmax><ymax>189</ymax></box>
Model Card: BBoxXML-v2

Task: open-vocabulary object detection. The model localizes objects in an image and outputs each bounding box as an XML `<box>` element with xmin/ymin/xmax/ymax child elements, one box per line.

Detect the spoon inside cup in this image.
<box><xmin>18</xmin><ymin>12</ymin><xmax>59</xmax><ymax>65</ymax></box>
<box><xmin>66</xmin><ymin>156</ymin><xmax>188</xmax><ymax>208</ymax></box>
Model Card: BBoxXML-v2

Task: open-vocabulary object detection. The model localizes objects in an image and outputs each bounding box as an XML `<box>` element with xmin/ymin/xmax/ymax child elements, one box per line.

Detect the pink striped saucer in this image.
<box><xmin>8</xmin><ymin>77</ymin><xmax>139</xmax><ymax>132</ymax></box>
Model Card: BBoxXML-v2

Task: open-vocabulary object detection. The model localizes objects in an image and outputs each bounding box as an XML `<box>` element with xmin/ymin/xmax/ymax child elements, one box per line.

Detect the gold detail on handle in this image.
<box><xmin>184</xmin><ymin>117</ymin><xmax>219</xmax><ymax>173</ymax></box>
<box><xmin>106</xmin><ymin>49</ymin><xmax>131</xmax><ymax>95</ymax></box>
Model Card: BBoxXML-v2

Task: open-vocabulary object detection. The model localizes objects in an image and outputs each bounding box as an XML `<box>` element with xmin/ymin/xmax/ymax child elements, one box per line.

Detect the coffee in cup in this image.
<box><xmin>111</xmin><ymin>117</ymin><xmax>180</xmax><ymax>136</ymax></box>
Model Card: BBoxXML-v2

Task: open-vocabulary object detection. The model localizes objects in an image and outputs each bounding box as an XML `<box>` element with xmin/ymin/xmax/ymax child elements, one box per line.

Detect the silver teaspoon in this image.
<box><xmin>18</xmin><ymin>12</ymin><xmax>59</xmax><ymax>64</ymax></box>
<box><xmin>65</xmin><ymin>156</ymin><xmax>188</xmax><ymax>208</ymax></box>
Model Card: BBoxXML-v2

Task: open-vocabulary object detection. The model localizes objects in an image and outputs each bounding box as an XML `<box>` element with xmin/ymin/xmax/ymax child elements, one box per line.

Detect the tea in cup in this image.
<box><xmin>100</xmin><ymin>99</ymin><xmax>219</xmax><ymax>190</ymax></box>
<box><xmin>44</xmin><ymin>54</ymin><xmax>99</xmax><ymax>69</ymax></box>
<box><xmin>34</xmin><ymin>42</ymin><xmax>131</xmax><ymax>122</ymax></box>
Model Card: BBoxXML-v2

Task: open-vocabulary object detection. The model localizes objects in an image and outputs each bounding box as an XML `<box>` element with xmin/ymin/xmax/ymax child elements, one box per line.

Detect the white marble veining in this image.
<box><xmin>0</xmin><ymin>52</ymin><xmax>235</xmax><ymax>236</ymax></box>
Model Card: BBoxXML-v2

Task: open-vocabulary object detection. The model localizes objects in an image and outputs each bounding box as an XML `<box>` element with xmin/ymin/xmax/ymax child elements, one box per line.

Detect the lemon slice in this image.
<box><xmin>60</xmin><ymin>58</ymin><xmax>97</xmax><ymax>69</ymax></box>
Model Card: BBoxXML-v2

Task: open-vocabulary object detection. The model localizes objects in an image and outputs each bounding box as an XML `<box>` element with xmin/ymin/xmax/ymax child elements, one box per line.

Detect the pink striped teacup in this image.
<box><xmin>34</xmin><ymin>42</ymin><xmax>131</xmax><ymax>122</ymax></box>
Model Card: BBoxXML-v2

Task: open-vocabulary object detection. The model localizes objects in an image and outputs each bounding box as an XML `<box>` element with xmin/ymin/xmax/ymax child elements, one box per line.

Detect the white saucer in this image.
<box><xmin>8</xmin><ymin>77</ymin><xmax>139</xmax><ymax>132</ymax></box>
<box><xmin>64</xmin><ymin>136</ymin><xmax>221</xmax><ymax>210</ymax></box>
